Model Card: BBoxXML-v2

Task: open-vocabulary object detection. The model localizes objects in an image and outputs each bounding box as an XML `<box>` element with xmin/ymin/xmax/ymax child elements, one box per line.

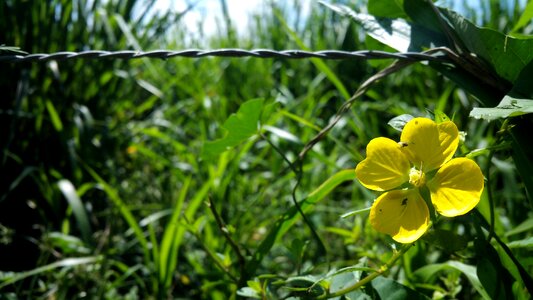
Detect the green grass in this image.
<box><xmin>1</xmin><ymin>0</ymin><xmax>532</xmax><ymax>299</ymax></box>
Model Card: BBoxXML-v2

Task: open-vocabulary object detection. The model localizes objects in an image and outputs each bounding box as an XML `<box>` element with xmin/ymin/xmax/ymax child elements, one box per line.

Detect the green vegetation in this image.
<box><xmin>1</xmin><ymin>0</ymin><xmax>532</xmax><ymax>299</ymax></box>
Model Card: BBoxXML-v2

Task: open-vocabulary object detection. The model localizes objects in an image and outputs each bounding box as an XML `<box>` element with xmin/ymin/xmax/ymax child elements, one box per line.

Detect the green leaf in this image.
<box><xmin>371</xmin><ymin>277</ymin><xmax>431</xmax><ymax>300</ymax></box>
<box><xmin>44</xmin><ymin>232</ymin><xmax>90</xmax><ymax>255</ymax></box>
<box><xmin>45</xmin><ymin>99</ymin><xmax>63</xmax><ymax>132</ymax></box>
<box><xmin>510</xmin><ymin>0</ymin><xmax>533</xmax><ymax>33</ymax></box>
<box><xmin>401</xmin><ymin>0</ymin><xmax>505</xmax><ymax>106</ymax></box>
<box><xmin>388</xmin><ymin>114</ymin><xmax>413</xmax><ymax>131</ymax></box>
<box><xmin>57</xmin><ymin>179</ymin><xmax>92</xmax><ymax>244</ymax></box>
<box><xmin>506</xmin><ymin>218</ymin><xmax>533</xmax><ymax>237</ymax></box>
<box><xmin>201</xmin><ymin>98</ymin><xmax>264</xmax><ymax>159</ymax></box>
<box><xmin>263</xmin><ymin>125</ymin><xmax>301</xmax><ymax>144</ymax></box>
<box><xmin>474</xmin><ymin>239</ymin><xmax>513</xmax><ymax>300</ymax></box>
<box><xmin>507</xmin><ymin>237</ymin><xmax>533</xmax><ymax>248</ymax></box>
<box><xmin>470</xmin><ymin>96</ymin><xmax>533</xmax><ymax>121</ymax></box>
<box><xmin>510</xmin><ymin>120</ymin><xmax>533</xmax><ymax>209</ymax></box>
<box><xmin>433</xmin><ymin>109</ymin><xmax>451</xmax><ymax>123</ymax></box>
<box><xmin>83</xmin><ymin>164</ymin><xmax>150</xmax><ymax>264</ymax></box>
<box><xmin>329</xmin><ymin>260</ymin><xmax>367</xmax><ymax>296</ymax></box>
<box><xmin>368</xmin><ymin>0</ymin><xmax>406</xmax><ymax>18</ymax></box>
<box><xmin>413</xmin><ymin>261</ymin><xmax>491</xmax><ymax>299</ymax></box>
<box><xmin>0</xmin><ymin>256</ymin><xmax>101</xmax><ymax>289</ymax></box>
<box><xmin>236</xmin><ymin>287</ymin><xmax>261</xmax><ymax>299</ymax></box>
<box><xmin>321</xmin><ymin>2</ymin><xmax>411</xmax><ymax>52</ymax></box>
<box><xmin>285</xmin><ymin>275</ymin><xmax>326</xmax><ymax>297</ymax></box>
<box><xmin>442</xmin><ymin>9</ymin><xmax>533</xmax><ymax>83</ymax></box>
<box><xmin>509</xmin><ymin>59</ymin><xmax>533</xmax><ymax>98</ymax></box>
<box><xmin>247</xmin><ymin>169</ymin><xmax>356</xmax><ymax>277</ymax></box>
<box><xmin>159</xmin><ymin>177</ymin><xmax>190</xmax><ymax>289</ymax></box>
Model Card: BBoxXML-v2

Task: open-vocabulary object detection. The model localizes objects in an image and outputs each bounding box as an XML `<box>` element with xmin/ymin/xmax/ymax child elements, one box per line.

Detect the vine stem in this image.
<box><xmin>316</xmin><ymin>243</ymin><xmax>413</xmax><ymax>299</ymax></box>
<box><xmin>486</xmin><ymin>119</ymin><xmax>509</xmax><ymax>242</ymax></box>
<box><xmin>260</xmin><ymin>132</ymin><xmax>329</xmax><ymax>269</ymax></box>
<box><xmin>206</xmin><ymin>196</ymin><xmax>247</xmax><ymax>286</ymax></box>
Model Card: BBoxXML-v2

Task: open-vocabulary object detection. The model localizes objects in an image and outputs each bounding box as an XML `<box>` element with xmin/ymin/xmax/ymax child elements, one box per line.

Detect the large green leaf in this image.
<box><xmin>470</xmin><ymin>96</ymin><xmax>533</xmax><ymax>121</ymax></box>
<box><xmin>509</xmin><ymin>59</ymin><xmax>533</xmax><ymax>98</ymax></box>
<box><xmin>474</xmin><ymin>239</ymin><xmax>513</xmax><ymax>300</ymax></box>
<box><xmin>323</xmin><ymin>0</ymin><xmax>501</xmax><ymax>106</ymax></box>
<box><xmin>442</xmin><ymin>9</ymin><xmax>533</xmax><ymax>83</ymax></box>
<box><xmin>368</xmin><ymin>0</ymin><xmax>406</xmax><ymax>18</ymax></box>
<box><xmin>401</xmin><ymin>0</ymin><xmax>507</xmax><ymax>105</ymax></box>
<box><xmin>201</xmin><ymin>98</ymin><xmax>264</xmax><ymax>159</ymax></box>
<box><xmin>320</xmin><ymin>2</ymin><xmax>411</xmax><ymax>52</ymax></box>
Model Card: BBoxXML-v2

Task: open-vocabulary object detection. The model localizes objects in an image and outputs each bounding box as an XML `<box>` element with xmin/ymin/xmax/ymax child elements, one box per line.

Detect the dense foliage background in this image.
<box><xmin>1</xmin><ymin>0</ymin><xmax>532</xmax><ymax>299</ymax></box>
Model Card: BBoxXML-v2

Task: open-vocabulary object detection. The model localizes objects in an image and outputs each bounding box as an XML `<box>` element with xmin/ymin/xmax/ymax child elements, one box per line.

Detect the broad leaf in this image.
<box><xmin>442</xmin><ymin>9</ymin><xmax>533</xmax><ymax>83</ymax></box>
<box><xmin>202</xmin><ymin>98</ymin><xmax>263</xmax><ymax>159</ymax></box>
<box><xmin>388</xmin><ymin>114</ymin><xmax>413</xmax><ymax>131</ymax></box>
<box><xmin>470</xmin><ymin>96</ymin><xmax>533</xmax><ymax>121</ymax></box>
<box><xmin>321</xmin><ymin>2</ymin><xmax>411</xmax><ymax>52</ymax></box>
<box><xmin>509</xmin><ymin>59</ymin><xmax>533</xmax><ymax>98</ymax></box>
<box><xmin>368</xmin><ymin>0</ymin><xmax>406</xmax><ymax>18</ymax></box>
<box><xmin>474</xmin><ymin>239</ymin><xmax>513</xmax><ymax>300</ymax></box>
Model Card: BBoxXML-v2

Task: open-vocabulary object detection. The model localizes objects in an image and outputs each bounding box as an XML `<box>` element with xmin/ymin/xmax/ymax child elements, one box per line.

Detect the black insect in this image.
<box><xmin>398</xmin><ymin>141</ymin><xmax>409</xmax><ymax>148</ymax></box>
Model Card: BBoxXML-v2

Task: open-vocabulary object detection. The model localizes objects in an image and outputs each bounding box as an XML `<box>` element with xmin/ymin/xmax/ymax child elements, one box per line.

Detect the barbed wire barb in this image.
<box><xmin>0</xmin><ymin>48</ymin><xmax>448</xmax><ymax>63</ymax></box>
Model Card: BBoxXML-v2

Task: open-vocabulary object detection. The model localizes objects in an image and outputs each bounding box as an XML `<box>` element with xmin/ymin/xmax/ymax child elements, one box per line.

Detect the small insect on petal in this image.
<box><xmin>398</xmin><ymin>142</ymin><xmax>409</xmax><ymax>148</ymax></box>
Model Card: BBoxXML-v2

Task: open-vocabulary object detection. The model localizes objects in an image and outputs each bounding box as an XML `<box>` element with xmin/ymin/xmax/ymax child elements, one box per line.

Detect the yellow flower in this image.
<box><xmin>355</xmin><ymin>118</ymin><xmax>484</xmax><ymax>243</ymax></box>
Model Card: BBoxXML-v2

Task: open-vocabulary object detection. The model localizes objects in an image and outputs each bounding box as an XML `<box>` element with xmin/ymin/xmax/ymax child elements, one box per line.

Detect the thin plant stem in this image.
<box><xmin>473</xmin><ymin>209</ymin><xmax>533</xmax><ymax>294</ymax></box>
<box><xmin>260</xmin><ymin>132</ymin><xmax>328</xmax><ymax>270</ymax></box>
<box><xmin>183</xmin><ymin>215</ymin><xmax>239</xmax><ymax>283</ymax></box>
<box><xmin>207</xmin><ymin>196</ymin><xmax>247</xmax><ymax>286</ymax></box>
<box><xmin>486</xmin><ymin>119</ymin><xmax>509</xmax><ymax>242</ymax></box>
<box><xmin>316</xmin><ymin>244</ymin><xmax>414</xmax><ymax>299</ymax></box>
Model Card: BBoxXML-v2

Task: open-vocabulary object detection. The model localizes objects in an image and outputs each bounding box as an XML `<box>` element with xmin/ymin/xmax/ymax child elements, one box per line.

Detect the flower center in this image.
<box><xmin>409</xmin><ymin>168</ymin><xmax>426</xmax><ymax>187</ymax></box>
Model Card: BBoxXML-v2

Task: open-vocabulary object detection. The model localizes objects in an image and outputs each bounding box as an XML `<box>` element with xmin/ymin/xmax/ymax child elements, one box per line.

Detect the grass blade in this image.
<box><xmin>57</xmin><ymin>179</ymin><xmax>92</xmax><ymax>244</ymax></box>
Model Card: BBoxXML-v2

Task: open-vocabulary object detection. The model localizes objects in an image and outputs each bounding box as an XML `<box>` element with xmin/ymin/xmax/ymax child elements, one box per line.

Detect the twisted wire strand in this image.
<box><xmin>0</xmin><ymin>48</ymin><xmax>447</xmax><ymax>63</ymax></box>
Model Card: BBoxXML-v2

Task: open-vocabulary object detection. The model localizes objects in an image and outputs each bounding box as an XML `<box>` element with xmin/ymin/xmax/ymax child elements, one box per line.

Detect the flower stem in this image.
<box><xmin>316</xmin><ymin>244</ymin><xmax>413</xmax><ymax>299</ymax></box>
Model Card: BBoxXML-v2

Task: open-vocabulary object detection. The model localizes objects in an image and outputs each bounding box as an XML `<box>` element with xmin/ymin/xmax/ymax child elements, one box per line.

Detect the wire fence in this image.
<box><xmin>0</xmin><ymin>48</ymin><xmax>447</xmax><ymax>63</ymax></box>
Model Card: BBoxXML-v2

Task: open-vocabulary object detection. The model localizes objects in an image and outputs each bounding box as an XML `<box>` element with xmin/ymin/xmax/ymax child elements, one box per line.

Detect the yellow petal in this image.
<box><xmin>427</xmin><ymin>157</ymin><xmax>484</xmax><ymax>217</ymax></box>
<box><xmin>369</xmin><ymin>189</ymin><xmax>430</xmax><ymax>243</ymax></box>
<box><xmin>400</xmin><ymin>118</ymin><xmax>459</xmax><ymax>171</ymax></box>
<box><xmin>437</xmin><ymin>121</ymin><xmax>460</xmax><ymax>166</ymax></box>
<box><xmin>355</xmin><ymin>137</ymin><xmax>410</xmax><ymax>191</ymax></box>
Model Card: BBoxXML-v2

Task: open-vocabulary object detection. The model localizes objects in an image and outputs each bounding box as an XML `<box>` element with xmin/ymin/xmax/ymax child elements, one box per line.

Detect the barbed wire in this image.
<box><xmin>0</xmin><ymin>48</ymin><xmax>448</xmax><ymax>63</ymax></box>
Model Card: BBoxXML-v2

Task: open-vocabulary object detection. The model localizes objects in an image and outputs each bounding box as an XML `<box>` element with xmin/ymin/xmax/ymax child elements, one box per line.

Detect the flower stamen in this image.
<box><xmin>409</xmin><ymin>167</ymin><xmax>426</xmax><ymax>187</ymax></box>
